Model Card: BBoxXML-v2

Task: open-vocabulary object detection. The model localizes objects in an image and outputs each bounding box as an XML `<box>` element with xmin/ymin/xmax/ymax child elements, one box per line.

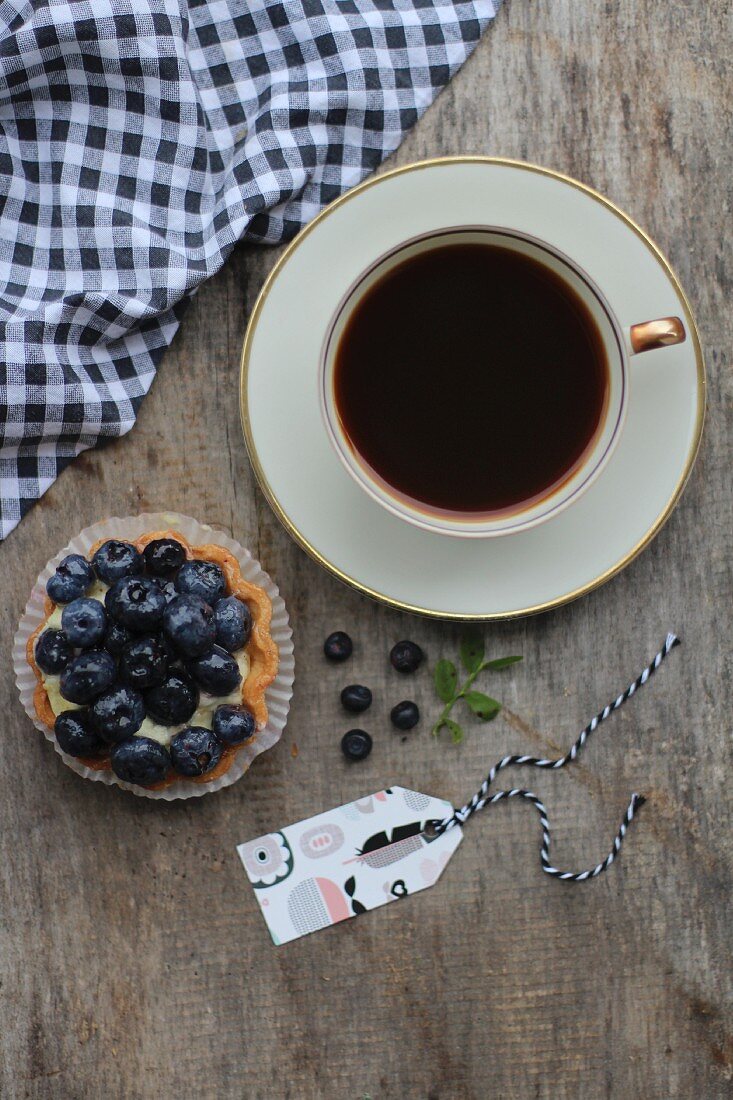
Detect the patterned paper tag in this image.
<box><xmin>237</xmin><ymin>787</ymin><xmax>463</xmax><ymax>945</ymax></box>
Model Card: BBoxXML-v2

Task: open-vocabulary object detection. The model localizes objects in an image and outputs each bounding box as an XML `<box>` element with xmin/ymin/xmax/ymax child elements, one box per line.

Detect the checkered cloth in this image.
<box><xmin>0</xmin><ymin>0</ymin><xmax>500</xmax><ymax>539</ymax></box>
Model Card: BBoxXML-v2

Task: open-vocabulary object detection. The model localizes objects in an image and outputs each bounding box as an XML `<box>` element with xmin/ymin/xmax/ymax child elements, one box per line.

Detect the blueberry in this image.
<box><xmin>35</xmin><ymin>629</ymin><xmax>73</xmax><ymax>674</ymax></box>
<box><xmin>61</xmin><ymin>597</ymin><xmax>107</xmax><ymax>649</ymax></box>
<box><xmin>119</xmin><ymin>635</ymin><xmax>168</xmax><ymax>689</ymax></box>
<box><xmin>157</xmin><ymin>630</ymin><xmax>179</xmax><ymax>663</ymax></box>
<box><xmin>46</xmin><ymin>554</ymin><xmax>93</xmax><ymax>604</ymax></box>
<box><xmin>324</xmin><ymin>631</ymin><xmax>353</xmax><ymax>662</ymax></box>
<box><xmin>54</xmin><ymin>709</ymin><xmax>107</xmax><ymax>758</ymax></box>
<box><xmin>175</xmin><ymin>559</ymin><xmax>226</xmax><ymax>604</ymax></box>
<box><xmin>152</xmin><ymin>577</ymin><xmax>178</xmax><ymax>604</ymax></box>
<box><xmin>340</xmin><ymin>684</ymin><xmax>372</xmax><ymax>713</ymax></box>
<box><xmin>391</xmin><ymin>700</ymin><xmax>420</xmax><ymax>730</ymax></box>
<box><xmin>212</xmin><ymin>704</ymin><xmax>256</xmax><ymax>745</ymax></box>
<box><xmin>213</xmin><ymin>596</ymin><xmax>252</xmax><ymax>653</ymax></box>
<box><xmin>60</xmin><ymin>650</ymin><xmax>117</xmax><ymax>704</ymax></box>
<box><xmin>92</xmin><ymin>540</ymin><xmax>143</xmax><ymax>584</ymax></box>
<box><xmin>170</xmin><ymin>726</ymin><xmax>223</xmax><ymax>777</ymax></box>
<box><xmin>105</xmin><ymin>576</ymin><xmax>166</xmax><ymax>632</ymax></box>
<box><xmin>341</xmin><ymin>728</ymin><xmax>372</xmax><ymax>761</ymax></box>
<box><xmin>390</xmin><ymin>640</ymin><xmax>424</xmax><ymax>674</ymax></box>
<box><xmin>186</xmin><ymin>645</ymin><xmax>241</xmax><ymax>696</ymax></box>
<box><xmin>143</xmin><ymin>538</ymin><xmax>186</xmax><ymax>577</ymax></box>
<box><xmin>110</xmin><ymin>737</ymin><xmax>171</xmax><ymax>786</ymax></box>
<box><xmin>144</xmin><ymin>670</ymin><xmax>199</xmax><ymax>726</ymax></box>
<box><xmin>104</xmin><ymin>621</ymin><xmax>133</xmax><ymax>657</ymax></box>
<box><xmin>163</xmin><ymin>594</ymin><xmax>215</xmax><ymax>658</ymax></box>
<box><xmin>90</xmin><ymin>685</ymin><xmax>145</xmax><ymax>743</ymax></box>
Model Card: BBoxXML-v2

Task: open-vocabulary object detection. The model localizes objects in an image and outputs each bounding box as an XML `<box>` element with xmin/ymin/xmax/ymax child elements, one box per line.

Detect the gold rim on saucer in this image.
<box><xmin>239</xmin><ymin>156</ymin><xmax>705</xmax><ymax>621</ymax></box>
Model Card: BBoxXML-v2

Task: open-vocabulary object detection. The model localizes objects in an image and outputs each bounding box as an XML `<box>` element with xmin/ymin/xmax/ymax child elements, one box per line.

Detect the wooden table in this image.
<box><xmin>2</xmin><ymin>2</ymin><xmax>731</xmax><ymax>1096</ymax></box>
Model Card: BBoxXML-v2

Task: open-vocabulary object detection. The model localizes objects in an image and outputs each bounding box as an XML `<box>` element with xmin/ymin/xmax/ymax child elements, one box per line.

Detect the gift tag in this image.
<box><xmin>238</xmin><ymin>635</ymin><xmax>680</xmax><ymax>946</ymax></box>
<box><xmin>238</xmin><ymin>787</ymin><xmax>462</xmax><ymax>944</ymax></box>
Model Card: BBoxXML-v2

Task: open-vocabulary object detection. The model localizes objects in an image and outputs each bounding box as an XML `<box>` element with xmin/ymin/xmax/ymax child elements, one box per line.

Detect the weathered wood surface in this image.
<box><xmin>1</xmin><ymin>1</ymin><xmax>731</xmax><ymax>1096</ymax></box>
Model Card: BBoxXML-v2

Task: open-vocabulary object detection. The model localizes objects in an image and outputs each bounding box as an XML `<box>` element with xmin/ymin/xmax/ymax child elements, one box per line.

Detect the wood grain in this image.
<box><xmin>1</xmin><ymin>1</ymin><xmax>731</xmax><ymax>1096</ymax></box>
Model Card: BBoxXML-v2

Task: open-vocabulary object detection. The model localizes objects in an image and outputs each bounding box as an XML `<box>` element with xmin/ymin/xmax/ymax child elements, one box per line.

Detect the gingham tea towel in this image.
<box><xmin>0</xmin><ymin>0</ymin><xmax>501</xmax><ymax>538</ymax></box>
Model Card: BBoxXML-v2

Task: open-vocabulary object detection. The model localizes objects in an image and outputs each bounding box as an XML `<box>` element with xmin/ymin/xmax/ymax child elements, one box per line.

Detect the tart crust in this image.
<box><xmin>27</xmin><ymin>529</ymin><xmax>279</xmax><ymax>789</ymax></box>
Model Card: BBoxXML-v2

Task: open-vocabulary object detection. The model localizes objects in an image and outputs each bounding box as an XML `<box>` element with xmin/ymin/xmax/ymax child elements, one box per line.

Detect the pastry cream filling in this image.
<box><xmin>38</xmin><ymin>585</ymin><xmax>251</xmax><ymax>748</ymax></box>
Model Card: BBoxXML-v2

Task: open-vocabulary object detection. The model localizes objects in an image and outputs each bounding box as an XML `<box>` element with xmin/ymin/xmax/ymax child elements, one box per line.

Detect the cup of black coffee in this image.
<box><xmin>320</xmin><ymin>228</ymin><xmax>685</xmax><ymax>537</ymax></box>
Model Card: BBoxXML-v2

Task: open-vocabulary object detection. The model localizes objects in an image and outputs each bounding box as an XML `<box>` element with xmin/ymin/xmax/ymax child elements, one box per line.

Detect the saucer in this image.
<box><xmin>240</xmin><ymin>158</ymin><xmax>705</xmax><ymax>620</ymax></box>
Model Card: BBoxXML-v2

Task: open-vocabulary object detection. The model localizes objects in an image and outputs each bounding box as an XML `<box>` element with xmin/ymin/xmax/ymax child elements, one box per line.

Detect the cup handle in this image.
<box><xmin>630</xmin><ymin>316</ymin><xmax>686</xmax><ymax>354</ymax></box>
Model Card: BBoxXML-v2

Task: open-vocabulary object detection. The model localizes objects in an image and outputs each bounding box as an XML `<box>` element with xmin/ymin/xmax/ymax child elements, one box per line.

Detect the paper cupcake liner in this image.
<box><xmin>12</xmin><ymin>512</ymin><xmax>294</xmax><ymax>801</ymax></box>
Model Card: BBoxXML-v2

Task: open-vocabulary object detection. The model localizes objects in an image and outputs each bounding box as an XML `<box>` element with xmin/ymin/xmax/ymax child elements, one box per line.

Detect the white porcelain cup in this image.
<box><xmin>320</xmin><ymin>227</ymin><xmax>685</xmax><ymax>538</ymax></box>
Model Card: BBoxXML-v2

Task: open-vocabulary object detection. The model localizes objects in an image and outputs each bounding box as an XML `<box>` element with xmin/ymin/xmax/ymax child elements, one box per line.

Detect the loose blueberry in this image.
<box><xmin>163</xmin><ymin>594</ymin><xmax>215</xmax><ymax>658</ymax></box>
<box><xmin>152</xmin><ymin>576</ymin><xmax>178</xmax><ymax>604</ymax></box>
<box><xmin>175</xmin><ymin>559</ymin><xmax>226</xmax><ymax>604</ymax></box>
<box><xmin>391</xmin><ymin>700</ymin><xmax>420</xmax><ymax>730</ymax></box>
<box><xmin>186</xmin><ymin>645</ymin><xmax>241</xmax><ymax>696</ymax></box>
<box><xmin>54</xmin><ymin>710</ymin><xmax>107</xmax><ymax>758</ymax></box>
<box><xmin>46</xmin><ymin>554</ymin><xmax>93</xmax><ymax>603</ymax></box>
<box><xmin>105</xmin><ymin>576</ymin><xmax>166</xmax><ymax>632</ymax></box>
<box><xmin>212</xmin><ymin>704</ymin><xmax>256</xmax><ymax>745</ymax></box>
<box><xmin>324</xmin><ymin>631</ymin><xmax>353</xmax><ymax>662</ymax></box>
<box><xmin>341</xmin><ymin>728</ymin><xmax>372</xmax><ymax>761</ymax></box>
<box><xmin>35</xmin><ymin>629</ymin><xmax>73</xmax><ymax>674</ymax></box>
<box><xmin>213</xmin><ymin>596</ymin><xmax>252</xmax><ymax>653</ymax></box>
<box><xmin>119</xmin><ymin>635</ymin><xmax>168</xmax><ymax>689</ymax></box>
<box><xmin>104</xmin><ymin>621</ymin><xmax>133</xmax><ymax>657</ymax></box>
<box><xmin>61</xmin><ymin>597</ymin><xmax>107</xmax><ymax>649</ymax></box>
<box><xmin>110</xmin><ymin>737</ymin><xmax>171</xmax><ymax>786</ymax></box>
<box><xmin>144</xmin><ymin>670</ymin><xmax>199</xmax><ymax>726</ymax></box>
<box><xmin>60</xmin><ymin>650</ymin><xmax>117</xmax><ymax>704</ymax></box>
<box><xmin>90</xmin><ymin>685</ymin><xmax>145</xmax><ymax>743</ymax></box>
<box><xmin>143</xmin><ymin>537</ymin><xmax>186</xmax><ymax>577</ymax></box>
<box><xmin>390</xmin><ymin>640</ymin><xmax>424</xmax><ymax>674</ymax></box>
<box><xmin>340</xmin><ymin>684</ymin><xmax>372</xmax><ymax>713</ymax></box>
<box><xmin>169</xmin><ymin>726</ymin><xmax>223</xmax><ymax>777</ymax></box>
<box><xmin>92</xmin><ymin>540</ymin><xmax>143</xmax><ymax>584</ymax></box>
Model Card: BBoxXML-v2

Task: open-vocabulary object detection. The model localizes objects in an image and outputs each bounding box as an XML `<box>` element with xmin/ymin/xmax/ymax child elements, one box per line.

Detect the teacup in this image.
<box><xmin>320</xmin><ymin>227</ymin><xmax>685</xmax><ymax>538</ymax></box>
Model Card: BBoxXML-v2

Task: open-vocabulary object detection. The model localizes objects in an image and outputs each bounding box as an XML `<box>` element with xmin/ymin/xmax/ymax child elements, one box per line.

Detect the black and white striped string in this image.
<box><xmin>430</xmin><ymin>633</ymin><xmax>680</xmax><ymax>882</ymax></box>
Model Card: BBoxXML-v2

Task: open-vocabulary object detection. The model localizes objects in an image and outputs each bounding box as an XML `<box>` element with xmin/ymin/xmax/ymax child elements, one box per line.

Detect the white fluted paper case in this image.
<box><xmin>12</xmin><ymin>512</ymin><xmax>294</xmax><ymax>801</ymax></box>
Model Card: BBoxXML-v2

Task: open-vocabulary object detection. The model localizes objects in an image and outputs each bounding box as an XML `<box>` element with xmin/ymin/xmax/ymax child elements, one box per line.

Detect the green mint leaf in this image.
<box><xmin>463</xmin><ymin>691</ymin><xmax>501</xmax><ymax>721</ymax></box>
<box><xmin>443</xmin><ymin>718</ymin><xmax>464</xmax><ymax>744</ymax></box>
<box><xmin>482</xmin><ymin>655</ymin><xmax>523</xmax><ymax>671</ymax></box>
<box><xmin>434</xmin><ymin>659</ymin><xmax>458</xmax><ymax>703</ymax></box>
<box><xmin>459</xmin><ymin>629</ymin><xmax>485</xmax><ymax>674</ymax></box>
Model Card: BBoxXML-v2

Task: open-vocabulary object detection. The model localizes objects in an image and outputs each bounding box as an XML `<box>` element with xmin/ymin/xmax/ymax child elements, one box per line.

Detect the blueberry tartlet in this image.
<box><xmin>26</xmin><ymin>531</ymin><xmax>279</xmax><ymax>790</ymax></box>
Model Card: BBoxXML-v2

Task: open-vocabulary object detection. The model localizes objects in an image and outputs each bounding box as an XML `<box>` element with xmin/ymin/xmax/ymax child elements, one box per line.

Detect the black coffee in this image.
<box><xmin>334</xmin><ymin>241</ymin><xmax>609</xmax><ymax>517</ymax></box>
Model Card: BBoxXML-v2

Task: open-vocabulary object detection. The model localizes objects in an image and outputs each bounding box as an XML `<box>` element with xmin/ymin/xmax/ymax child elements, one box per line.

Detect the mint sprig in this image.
<box><xmin>432</xmin><ymin>630</ymin><xmax>522</xmax><ymax>743</ymax></box>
